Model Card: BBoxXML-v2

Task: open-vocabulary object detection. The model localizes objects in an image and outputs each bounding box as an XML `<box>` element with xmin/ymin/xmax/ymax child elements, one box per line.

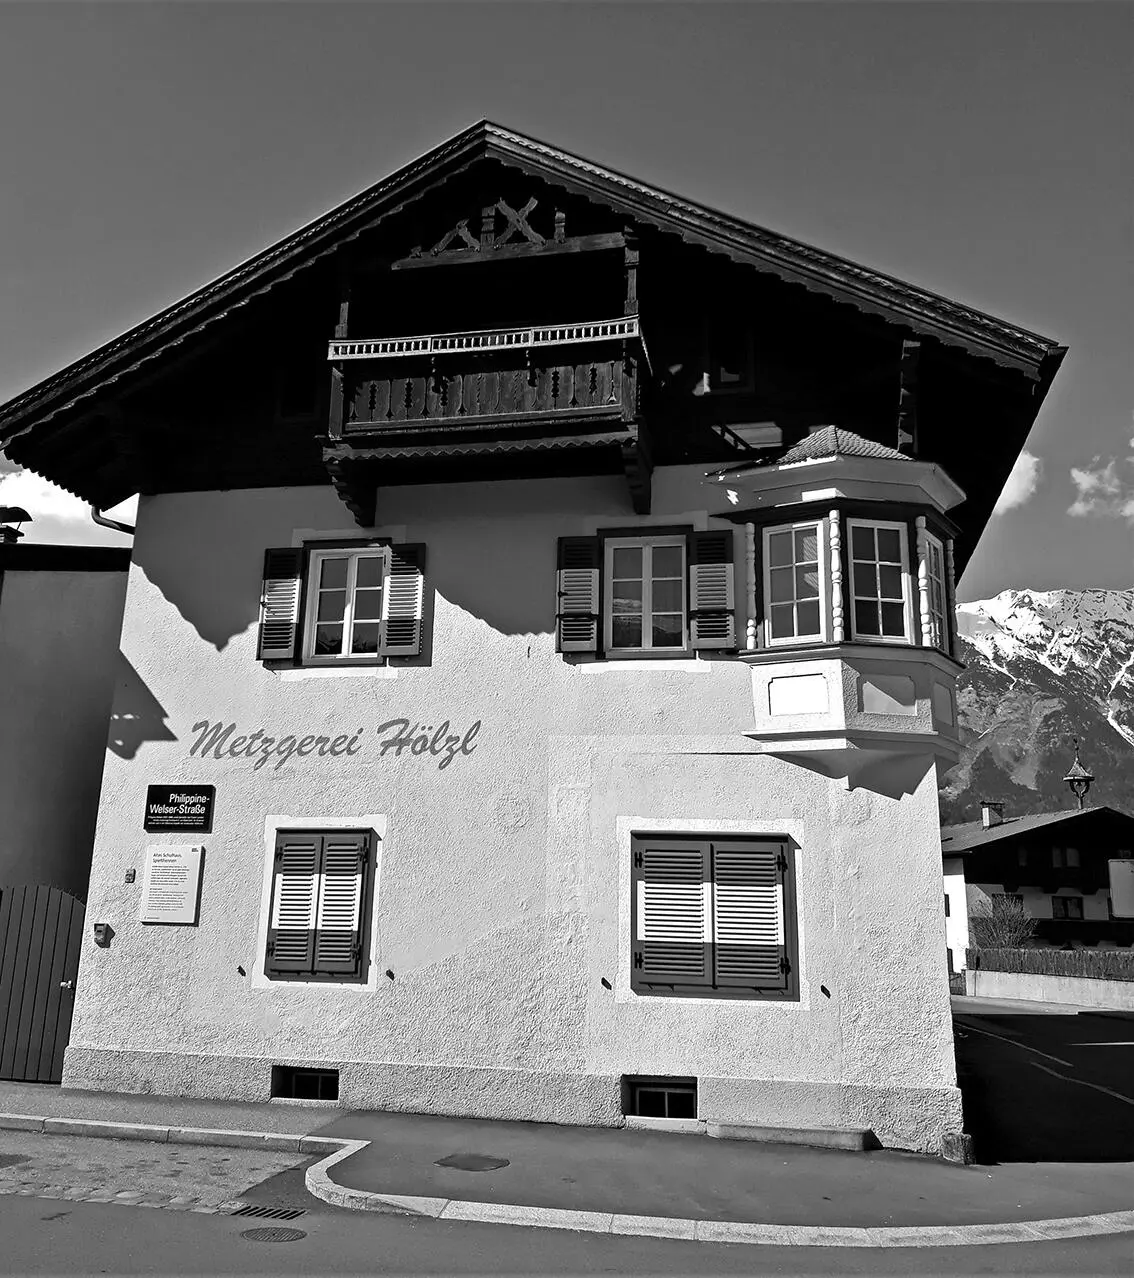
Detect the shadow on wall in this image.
<box><xmin>107</xmin><ymin>654</ymin><xmax>178</xmax><ymax>759</ymax></box>
<box><xmin>138</xmin><ymin>507</ymin><xmax>261</xmax><ymax>651</ymax></box>
<box><xmin>772</xmin><ymin>750</ymin><xmax>934</xmax><ymax>801</ymax></box>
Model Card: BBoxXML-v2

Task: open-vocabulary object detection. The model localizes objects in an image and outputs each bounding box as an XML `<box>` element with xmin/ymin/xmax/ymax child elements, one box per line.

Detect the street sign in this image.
<box><xmin>143</xmin><ymin>784</ymin><xmax>215</xmax><ymax>833</ymax></box>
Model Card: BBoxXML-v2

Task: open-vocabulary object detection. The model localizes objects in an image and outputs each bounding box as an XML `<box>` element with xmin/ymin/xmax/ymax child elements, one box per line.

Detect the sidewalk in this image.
<box><xmin>2</xmin><ymin>1080</ymin><xmax>1133</xmax><ymax>1247</ymax></box>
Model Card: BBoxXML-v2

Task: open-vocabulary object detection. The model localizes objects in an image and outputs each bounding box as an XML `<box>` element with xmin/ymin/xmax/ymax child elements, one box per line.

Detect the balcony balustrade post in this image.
<box><xmin>829</xmin><ymin>508</ymin><xmax>844</xmax><ymax>643</ymax></box>
<box><xmin>915</xmin><ymin>515</ymin><xmax>933</xmax><ymax>646</ymax></box>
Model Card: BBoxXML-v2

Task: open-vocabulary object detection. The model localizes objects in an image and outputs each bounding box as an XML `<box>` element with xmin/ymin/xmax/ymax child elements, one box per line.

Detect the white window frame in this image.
<box><xmin>762</xmin><ymin>519</ymin><xmax>829</xmax><ymax>648</ymax></box>
<box><xmin>847</xmin><ymin>518</ymin><xmax>915</xmax><ymax>646</ymax></box>
<box><xmin>603</xmin><ymin>535</ymin><xmax>688</xmax><ymax>654</ymax></box>
<box><xmin>924</xmin><ymin>530</ymin><xmax>949</xmax><ymax>652</ymax></box>
<box><xmin>302</xmin><ymin>545</ymin><xmax>388</xmax><ymax>666</ymax></box>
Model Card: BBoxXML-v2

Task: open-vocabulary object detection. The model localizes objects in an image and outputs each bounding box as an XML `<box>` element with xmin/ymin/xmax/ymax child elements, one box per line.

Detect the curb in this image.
<box><xmin>301</xmin><ymin>1145</ymin><xmax>1134</xmax><ymax>1249</ymax></box>
<box><xmin>6</xmin><ymin>1111</ymin><xmax>1134</xmax><ymax>1249</ymax></box>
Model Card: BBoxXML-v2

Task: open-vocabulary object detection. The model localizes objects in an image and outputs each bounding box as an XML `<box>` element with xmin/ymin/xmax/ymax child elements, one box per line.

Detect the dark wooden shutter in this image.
<box><xmin>381</xmin><ymin>544</ymin><xmax>426</xmax><ymax>657</ymax></box>
<box><xmin>314</xmin><ymin>832</ymin><xmax>369</xmax><ymax>977</ymax></box>
<box><xmin>258</xmin><ymin>548</ymin><xmax>303</xmax><ymax>661</ymax></box>
<box><xmin>711</xmin><ymin>842</ymin><xmax>789</xmax><ymax>991</ymax></box>
<box><xmin>556</xmin><ymin>537</ymin><xmax>601</xmax><ymax>653</ymax></box>
<box><xmin>632</xmin><ymin>841</ymin><xmax>711</xmax><ymax>987</ymax></box>
<box><xmin>688</xmin><ymin>531</ymin><xmax>737</xmax><ymax>650</ymax></box>
<box><xmin>266</xmin><ymin>833</ymin><xmax>320</xmax><ymax>975</ymax></box>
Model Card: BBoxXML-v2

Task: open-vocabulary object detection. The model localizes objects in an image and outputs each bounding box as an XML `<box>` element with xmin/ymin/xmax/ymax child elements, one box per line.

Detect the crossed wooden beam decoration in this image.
<box><xmin>410</xmin><ymin>198</ymin><xmax>566</xmax><ymax>260</ymax></box>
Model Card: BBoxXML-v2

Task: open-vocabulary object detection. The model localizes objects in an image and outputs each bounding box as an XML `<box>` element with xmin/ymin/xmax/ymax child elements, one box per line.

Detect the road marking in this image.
<box><xmin>955</xmin><ymin>1019</ymin><xmax>1073</xmax><ymax>1067</ymax></box>
<box><xmin>1069</xmin><ymin>1042</ymin><xmax>1134</xmax><ymax>1047</ymax></box>
<box><xmin>1030</xmin><ymin>1062</ymin><xmax>1134</xmax><ymax>1107</ymax></box>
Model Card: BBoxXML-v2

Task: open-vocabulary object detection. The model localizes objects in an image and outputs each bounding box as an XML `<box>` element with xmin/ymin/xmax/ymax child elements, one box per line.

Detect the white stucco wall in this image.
<box><xmin>943</xmin><ymin>856</ymin><xmax>969</xmax><ymax>971</ymax></box>
<box><xmin>0</xmin><ymin>566</ymin><xmax>127</xmax><ymax>897</ymax></box>
<box><xmin>64</xmin><ymin>473</ymin><xmax>962</xmax><ymax>1151</ymax></box>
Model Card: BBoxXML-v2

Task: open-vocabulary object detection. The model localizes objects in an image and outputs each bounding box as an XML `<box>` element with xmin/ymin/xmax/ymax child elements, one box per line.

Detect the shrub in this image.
<box><xmin>969</xmin><ymin>894</ymin><xmax>1036</xmax><ymax>949</ymax></box>
<box><xmin>966</xmin><ymin>947</ymin><xmax>1134</xmax><ymax>982</ymax></box>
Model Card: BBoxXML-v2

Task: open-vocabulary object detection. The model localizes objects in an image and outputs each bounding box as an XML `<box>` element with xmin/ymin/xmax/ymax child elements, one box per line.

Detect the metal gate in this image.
<box><xmin>0</xmin><ymin>884</ymin><xmax>85</xmax><ymax>1083</ymax></box>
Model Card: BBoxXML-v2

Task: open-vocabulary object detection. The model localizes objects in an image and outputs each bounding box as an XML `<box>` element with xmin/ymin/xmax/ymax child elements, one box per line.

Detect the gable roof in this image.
<box><xmin>0</xmin><ymin>120</ymin><xmax>1065</xmax><ymax>453</ymax></box>
<box><xmin>940</xmin><ymin>805</ymin><xmax>1134</xmax><ymax>856</ymax></box>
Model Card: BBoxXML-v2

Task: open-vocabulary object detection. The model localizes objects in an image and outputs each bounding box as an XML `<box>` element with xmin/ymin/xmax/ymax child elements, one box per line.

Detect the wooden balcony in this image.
<box><xmin>328</xmin><ymin>316</ymin><xmax>645</xmax><ymax>438</ymax></box>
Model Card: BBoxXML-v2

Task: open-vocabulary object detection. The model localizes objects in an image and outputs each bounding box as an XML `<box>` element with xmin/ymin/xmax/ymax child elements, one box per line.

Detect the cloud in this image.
<box><xmin>1068</xmin><ymin>452</ymin><xmax>1134</xmax><ymax>523</ymax></box>
<box><xmin>0</xmin><ymin>466</ymin><xmax>136</xmax><ymax>546</ymax></box>
<box><xmin>992</xmin><ymin>450</ymin><xmax>1043</xmax><ymax>515</ymax></box>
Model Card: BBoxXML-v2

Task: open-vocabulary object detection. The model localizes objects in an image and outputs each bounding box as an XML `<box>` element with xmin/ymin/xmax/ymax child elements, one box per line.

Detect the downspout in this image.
<box><xmin>90</xmin><ymin>505</ymin><xmax>135</xmax><ymax>536</ymax></box>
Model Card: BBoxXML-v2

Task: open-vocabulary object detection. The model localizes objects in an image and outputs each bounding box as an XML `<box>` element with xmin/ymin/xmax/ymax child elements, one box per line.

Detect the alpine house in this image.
<box><xmin>0</xmin><ymin>122</ymin><xmax>1066</xmax><ymax>1152</ymax></box>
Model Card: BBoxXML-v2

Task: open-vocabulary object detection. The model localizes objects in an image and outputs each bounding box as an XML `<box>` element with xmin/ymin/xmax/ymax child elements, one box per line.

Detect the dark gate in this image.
<box><xmin>0</xmin><ymin>885</ymin><xmax>85</xmax><ymax>1083</ymax></box>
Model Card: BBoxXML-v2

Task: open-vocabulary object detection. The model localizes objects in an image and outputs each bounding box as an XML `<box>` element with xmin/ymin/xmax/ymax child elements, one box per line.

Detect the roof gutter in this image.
<box><xmin>90</xmin><ymin>504</ymin><xmax>135</xmax><ymax>536</ymax></box>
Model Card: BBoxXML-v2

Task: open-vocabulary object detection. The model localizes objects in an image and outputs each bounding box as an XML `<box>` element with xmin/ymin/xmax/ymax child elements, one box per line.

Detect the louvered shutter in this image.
<box><xmin>314</xmin><ymin>831</ymin><xmax>369</xmax><ymax>977</ymax></box>
<box><xmin>380</xmin><ymin>544</ymin><xmax>426</xmax><ymax>657</ymax></box>
<box><xmin>257</xmin><ymin>549</ymin><xmax>303</xmax><ymax>661</ymax></box>
<box><xmin>688</xmin><ymin>531</ymin><xmax>737</xmax><ymax>650</ymax></box>
<box><xmin>711</xmin><ymin>842</ymin><xmax>789</xmax><ymax>991</ymax></box>
<box><xmin>266</xmin><ymin>833</ymin><xmax>320</xmax><ymax>975</ymax></box>
<box><xmin>632</xmin><ymin>842</ymin><xmax>712</xmax><ymax>987</ymax></box>
<box><xmin>556</xmin><ymin>537</ymin><xmax>601</xmax><ymax>653</ymax></box>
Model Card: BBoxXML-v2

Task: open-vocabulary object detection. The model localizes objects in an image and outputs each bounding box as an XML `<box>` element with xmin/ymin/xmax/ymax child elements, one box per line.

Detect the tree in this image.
<box><xmin>969</xmin><ymin>893</ymin><xmax>1036</xmax><ymax>949</ymax></box>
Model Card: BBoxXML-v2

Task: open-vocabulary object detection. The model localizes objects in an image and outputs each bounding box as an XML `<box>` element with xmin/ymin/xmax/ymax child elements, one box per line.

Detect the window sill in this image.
<box><xmin>622</xmin><ymin>1115</ymin><xmax>705</xmax><ymax>1135</ymax></box>
<box><xmin>575</xmin><ymin>656</ymin><xmax>715</xmax><ymax>674</ymax></box>
<box><xmin>279</xmin><ymin>664</ymin><xmax>398</xmax><ymax>681</ymax></box>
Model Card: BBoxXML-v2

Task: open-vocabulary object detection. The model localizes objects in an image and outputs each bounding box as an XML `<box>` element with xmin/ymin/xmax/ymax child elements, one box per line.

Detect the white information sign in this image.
<box><xmin>140</xmin><ymin>844</ymin><xmax>204</xmax><ymax>925</ymax></box>
<box><xmin>1109</xmin><ymin>859</ymin><xmax>1134</xmax><ymax>919</ymax></box>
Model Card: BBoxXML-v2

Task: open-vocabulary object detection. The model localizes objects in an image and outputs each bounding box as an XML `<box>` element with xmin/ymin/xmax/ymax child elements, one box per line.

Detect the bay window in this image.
<box><xmin>848</xmin><ymin>520</ymin><xmax>912</xmax><ymax>643</ymax></box>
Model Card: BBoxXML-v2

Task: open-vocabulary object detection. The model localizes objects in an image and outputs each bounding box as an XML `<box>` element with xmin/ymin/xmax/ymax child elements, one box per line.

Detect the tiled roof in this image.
<box><xmin>774</xmin><ymin>426</ymin><xmax>911</xmax><ymax>466</ymax></box>
<box><xmin>939</xmin><ymin>806</ymin><xmax>1131</xmax><ymax>855</ymax></box>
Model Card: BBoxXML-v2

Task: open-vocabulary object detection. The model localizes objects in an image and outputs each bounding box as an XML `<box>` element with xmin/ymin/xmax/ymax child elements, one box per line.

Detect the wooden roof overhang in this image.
<box><xmin>0</xmin><ymin>121</ymin><xmax>1066</xmax><ymax>511</ymax></box>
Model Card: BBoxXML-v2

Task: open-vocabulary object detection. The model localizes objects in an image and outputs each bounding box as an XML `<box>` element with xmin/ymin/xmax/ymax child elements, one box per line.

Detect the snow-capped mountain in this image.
<box><xmin>940</xmin><ymin>588</ymin><xmax>1134</xmax><ymax>823</ymax></box>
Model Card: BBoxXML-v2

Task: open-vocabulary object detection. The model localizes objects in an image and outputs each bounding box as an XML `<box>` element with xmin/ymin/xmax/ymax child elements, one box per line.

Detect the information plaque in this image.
<box><xmin>140</xmin><ymin>845</ymin><xmax>204</xmax><ymax>925</ymax></box>
<box><xmin>144</xmin><ymin>785</ymin><xmax>215</xmax><ymax>833</ymax></box>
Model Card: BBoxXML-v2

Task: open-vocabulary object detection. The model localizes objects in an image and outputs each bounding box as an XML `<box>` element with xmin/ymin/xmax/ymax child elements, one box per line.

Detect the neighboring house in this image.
<box><xmin>0</xmin><ymin>122</ymin><xmax>1066</xmax><ymax>1154</ymax></box>
<box><xmin>0</xmin><ymin>533</ymin><xmax>130</xmax><ymax>897</ymax></box>
<box><xmin>942</xmin><ymin>801</ymin><xmax>1134</xmax><ymax>971</ymax></box>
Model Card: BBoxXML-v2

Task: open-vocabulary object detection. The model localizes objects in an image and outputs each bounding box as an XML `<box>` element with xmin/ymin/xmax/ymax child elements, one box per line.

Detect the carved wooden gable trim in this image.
<box><xmin>401</xmin><ymin>197</ymin><xmax>580</xmax><ymax>265</ymax></box>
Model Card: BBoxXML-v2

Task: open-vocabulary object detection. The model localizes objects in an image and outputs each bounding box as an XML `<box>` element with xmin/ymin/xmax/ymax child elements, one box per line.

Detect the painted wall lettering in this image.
<box><xmin>188</xmin><ymin>718</ymin><xmax>480</xmax><ymax>771</ymax></box>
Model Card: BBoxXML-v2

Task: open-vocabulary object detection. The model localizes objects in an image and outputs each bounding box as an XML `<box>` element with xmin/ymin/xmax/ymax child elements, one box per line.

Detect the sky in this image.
<box><xmin>0</xmin><ymin>1</ymin><xmax>1130</xmax><ymax>600</ymax></box>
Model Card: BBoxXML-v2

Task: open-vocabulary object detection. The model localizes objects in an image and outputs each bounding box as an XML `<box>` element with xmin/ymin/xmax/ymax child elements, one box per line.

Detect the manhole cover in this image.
<box><xmin>434</xmin><ymin>1152</ymin><xmax>510</xmax><ymax>1172</ymax></box>
<box><xmin>240</xmin><ymin>1226</ymin><xmax>307</xmax><ymax>1243</ymax></box>
<box><xmin>0</xmin><ymin>1155</ymin><xmax>30</xmax><ymax>1169</ymax></box>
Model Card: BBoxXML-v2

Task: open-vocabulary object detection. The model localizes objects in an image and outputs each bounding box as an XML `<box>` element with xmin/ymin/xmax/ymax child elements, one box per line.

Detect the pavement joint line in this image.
<box><xmin>1028</xmin><ymin>1061</ymin><xmax>1134</xmax><ymax>1107</ymax></box>
<box><xmin>953</xmin><ymin>1019</ymin><xmax>1075</xmax><ymax>1068</ymax></box>
<box><xmin>4</xmin><ymin>1109</ymin><xmax>1134</xmax><ymax>1248</ymax></box>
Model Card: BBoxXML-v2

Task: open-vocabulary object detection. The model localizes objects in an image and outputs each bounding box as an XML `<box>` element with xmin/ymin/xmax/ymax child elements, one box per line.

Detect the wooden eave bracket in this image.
<box><xmin>621</xmin><ymin>421</ymin><xmax>653</xmax><ymax>515</ymax></box>
<box><xmin>323</xmin><ymin>448</ymin><xmax>377</xmax><ymax>528</ymax></box>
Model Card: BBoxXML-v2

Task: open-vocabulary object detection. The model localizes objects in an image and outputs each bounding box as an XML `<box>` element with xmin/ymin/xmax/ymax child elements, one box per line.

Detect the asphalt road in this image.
<box><xmin>2</xmin><ymin>1182</ymin><xmax>1133</xmax><ymax>1277</ymax></box>
<box><xmin>953</xmin><ymin>1003</ymin><xmax>1134</xmax><ymax>1163</ymax></box>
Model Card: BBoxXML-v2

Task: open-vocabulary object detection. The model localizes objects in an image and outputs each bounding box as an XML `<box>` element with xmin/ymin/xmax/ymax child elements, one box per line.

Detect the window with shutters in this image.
<box><xmin>257</xmin><ymin>541</ymin><xmax>426</xmax><ymax>667</ymax></box>
<box><xmin>556</xmin><ymin>529</ymin><xmax>736</xmax><ymax>657</ymax></box>
<box><xmin>630</xmin><ymin>834</ymin><xmax>797</xmax><ymax>1000</ymax></box>
<box><xmin>265</xmin><ymin>829</ymin><xmax>374</xmax><ymax>983</ymax></box>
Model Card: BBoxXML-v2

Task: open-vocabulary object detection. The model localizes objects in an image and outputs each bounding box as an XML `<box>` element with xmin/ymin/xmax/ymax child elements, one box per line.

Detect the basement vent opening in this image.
<box><xmin>622</xmin><ymin>1075</ymin><xmax>697</xmax><ymax>1119</ymax></box>
<box><xmin>232</xmin><ymin>1205</ymin><xmax>306</xmax><ymax>1221</ymax></box>
<box><xmin>270</xmin><ymin>1065</ymin><xmax>339</xmax><ymax>1101</ymax></box>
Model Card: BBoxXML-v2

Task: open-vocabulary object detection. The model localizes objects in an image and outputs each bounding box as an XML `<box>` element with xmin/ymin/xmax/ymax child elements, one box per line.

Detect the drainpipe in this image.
<box><xmin>90</xmin><ymin>505</ymin><xmax>135</xmax><ymax>536</ymax></box>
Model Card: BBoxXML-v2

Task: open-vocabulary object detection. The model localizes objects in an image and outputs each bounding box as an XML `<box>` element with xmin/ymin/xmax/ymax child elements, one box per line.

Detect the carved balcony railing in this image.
<box><xmin>327</xmin><ymin>316</ymin><xmax>647</xmax><ymax>438</ymax></box>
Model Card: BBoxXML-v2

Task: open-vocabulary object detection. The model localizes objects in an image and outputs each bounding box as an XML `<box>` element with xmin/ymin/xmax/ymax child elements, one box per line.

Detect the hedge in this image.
<box><xmin>966</xmin><ymin>947</ymin><xmax>1134</xmax><ymax>982</ymax></box>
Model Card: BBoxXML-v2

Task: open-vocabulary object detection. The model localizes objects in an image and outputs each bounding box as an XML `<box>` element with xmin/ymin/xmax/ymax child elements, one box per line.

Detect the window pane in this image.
<box><xmin>652</xmin><ymin>545</ymin><xmax>683</xmax><ymax>578</ymax></box>
<box><xmin>318</xmin><ymin>557</ymin><xmax>349</xmax><ymax>589</ymax></box>
<box><xmin>652</xmin><ymin>579</ymin><xmax>683</xmax><ymax>613</ymax></box>
<box><xmin>854</xmin><ymin>600</ymin><xmax>879</xmax><ymax>634</ymax></box>
<box><xmin>351</xmin><ymin>622</ymin><xmax>381</xmax><ymax>654</ymax></box>
<box><xmin>795</xmin><ymin>565</ymin><xmax>820</xmax><ymax>598</ymax></box>
<box><xmin>854</xmin><ymin>564</ymin><xmax>878</xmax><ymax>596</ymax></box>
<box><xmin>794</xmin><ymin>528</ymin><xmax>818</xmax><ymax>562</ymax></box>
<box><xmin>796</xmin><ymin>600</ymin><xmax>820</xmax><ymax>635</ymax></box>
<box><xmin>880</xmin><ymin>602</ymin><xmax>906</xmax><ymax>636</ymax></box>
<box><xmin>611</xmin><ymin>615</ymin><xmax>643</xmax><ymax>649</ymax></box>
<box><xmin>353</xmin><ymin>588</ymin><xmax>383</xmax><ymax>621</ymax></box>
<box><xmin>317</xmin><ymin>590</ymin><xmax>347</xmax><ymax>623</ymax></box>
<box><xmin>652</xmin><ymin>615</ymin><xmax>683</xmax><ymax>647</ymax></box>
<box><xmin>314</xmin><ymin>623</ymin><xmax>343</xmax><ymax>654</ymax></box>
<box><xmin>769</xmin><ymin>567</ymin><xmax>793</xmax><ymax>603</ymax></box>
<box><xmin>611</xmin><ymin>580</ymin><xmax>643</xmax><ymax>611</ymax></box>
<box><xmin>768</xmin><ymin>531</ymin><xmax>793</xmax><ymax>567</ymax></box>
<box><xmin>612</xmin><ymin>546</ymin><xmax>643</xmax><ymax>579</ymax></box>
<box><xmin>769</xmin><ymin>604</ymin><xmax>794</xmax><ymax>638</ymax></box>
<box><xmin>877</xmin><ymin>528</ymin><xmax>902</xmax><ymax>562</ymax></box>
<box><xmin>850</xmin><ymin>526</ymin><xmax>874</xmax><ymax>559</ymax></box>
<box><xmin>878</xmin><ymin>564</ymin><xmax>903</xmax><ymax>599</ymax></box>
<box><xmin>355</xmin><ymin>555</ymin><xmax>384</xmax><ymax>588</ymax></box>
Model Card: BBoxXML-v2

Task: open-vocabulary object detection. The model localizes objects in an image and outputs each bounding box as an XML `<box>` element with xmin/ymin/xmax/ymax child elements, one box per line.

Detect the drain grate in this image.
<box><xmin>240</xmin><ymin>1225</ymin><xmax>307</xmax><ymax>1243</ymax></box>
<box><xmin>233</xmin><ymin>1205</ymin><xmax>306</xmax><ymax>1221</ymax></box>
